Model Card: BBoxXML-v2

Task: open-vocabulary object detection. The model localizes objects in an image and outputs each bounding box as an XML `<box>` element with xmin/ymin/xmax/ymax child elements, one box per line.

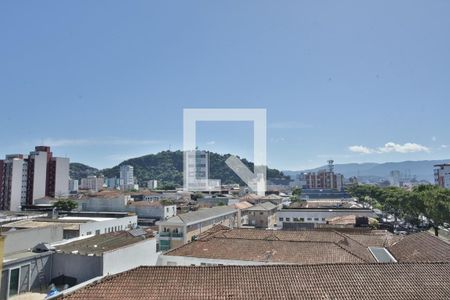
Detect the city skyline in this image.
<box><xmin>1</xmin><ymin>1</ymin><xmax>450</xmax><ymax>170</ymax></box>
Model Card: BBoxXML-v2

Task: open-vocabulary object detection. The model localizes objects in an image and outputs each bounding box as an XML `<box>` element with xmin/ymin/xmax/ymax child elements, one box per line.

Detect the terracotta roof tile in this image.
<box><xmin>388</xmin><ymin>231</ymin><xmax>450</xmax><ymax>262</ymax></box>
<box><xmin>61</xmin><ymin>263</ymin><xmax>450</xmax><ymax>300</ymax></box>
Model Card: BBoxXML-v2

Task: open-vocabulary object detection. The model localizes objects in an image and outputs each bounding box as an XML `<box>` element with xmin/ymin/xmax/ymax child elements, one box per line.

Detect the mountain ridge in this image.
<box><xmin>283</xmin><ymin>159</ymin><xmax>450</xmax><ymax>182</ymax></box>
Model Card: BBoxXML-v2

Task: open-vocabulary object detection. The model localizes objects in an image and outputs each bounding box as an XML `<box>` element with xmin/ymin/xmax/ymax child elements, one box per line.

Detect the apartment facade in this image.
<box><xmin>119</xmin><ymin>165</ymin><xmax>134</xmax><ymax>190</ymax></box>
<box><xmin>0</xmin><ymin>146</ymin><xmax>69</xmax><ymax>211</ymax></box>
<box><xmin>434</xmin><ymin>163</ymin><xmax>450</xmax><ymax>189</ymax></box>
<box><xmin>157</xmin><ymin>206</ymin><xmax>238</xmax><ymax>251</ymax></box>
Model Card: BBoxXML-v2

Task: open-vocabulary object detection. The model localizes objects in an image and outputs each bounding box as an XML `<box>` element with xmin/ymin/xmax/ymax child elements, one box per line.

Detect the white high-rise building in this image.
<box><xmin>53</xmin><ymin>157</ymin><xmax>70</xmax><ymax>198</ymax></box>
<box><xmin>434</xmin><ymin>164</ymin><xmax>450</xmax><ymax>189</ymax></box>
<box><xmin>28</xmin><ymin>149</ymin><xmax>49</xmax><ymax>201</ymax></box>
<box><xmin>120</xmin><ymin>165</ymin><xmax>134</xmax><ymax>190</ymax></box>
<box><xmin>2</xmin><ymin>155</ymin><xmax>26</xmax><ymax>211</ymax></box>
<box><xmin>69</xmin><ymin>179</ymin><xmax>79</xmax><ymax>193</ymax></box>
<box><xmin>148</xmin><ymin>180</ymin><xmax>158</xmax><ymax>190</ymax></box>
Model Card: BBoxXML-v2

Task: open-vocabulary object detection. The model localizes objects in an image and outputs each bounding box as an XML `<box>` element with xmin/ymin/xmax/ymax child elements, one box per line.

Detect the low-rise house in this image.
<box><xmin>157</xmin><ymin>227</ymin><xmax>401</xmax><ymax>266</ymax></box>
<box><xmin>388</xmin><ymin>231</ymin><xmax>450</xmax><ymax>262</ymax></box>
<box><xmin>127</xmin><ymin>201</ymin><xmax>176</xmax><ymax>220</ymax></box>
<box><xmin>51</xmin><ymin>263</ymin><xmax>450</xmax><ymax>300</ymax></box>
<box><xmin>245</xmin><ymin>202</ymin><xmax>277</xmax><ymax>228</ymax></box>
<box><xmin>3</xmin><ymin>212</ymin><xmax>138</xmax><ymax>239</ymax></box>
<box><xmin>157</xmin><ymin>206</ymin><xmax>238</xmax><ymax>251</ymax></box>
<box><xmin>51</xmin><ymin>229</ymin><xmax>157</xmax><ymax>285</ymax></box>
<box><xmin>277</xmin><ymin>207</ymin><xmax>377</xmax><ymax>229</ymax></box>
<box><xmin>1</xmin><ymin>226</ymin><xmax>64</xmax><ymax>299</ymax></box>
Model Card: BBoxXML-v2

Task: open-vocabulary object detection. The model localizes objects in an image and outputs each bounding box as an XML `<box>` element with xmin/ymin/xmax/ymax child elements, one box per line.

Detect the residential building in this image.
<box><xmin>119</xmin><ymin>165</ymin><xmax>134</xmax><ymax>190</ymax></box>
<box><xmin>276</xmin><ymin>207</ymin><xmax>377</xmax><ymax>229</ymax></box>
<box><xmin>1</xmin><ymin>225</ymin><xmax>64</xmax><ymax>299</ymax></box>
<box><xmin>297</xmin><ymin>160</ymin><xmax>344</xmax><ymax>191</ymax></box>
<box><xmin>157</xmin><ymin>226</ymin><xmax>402</xmax><ymax>266</ymax></box>
<box><xmin>0</xmin><ymin>146</ymin><xmax>70</xmax><ymax>211</ymax></box>
<box><xmin>147</xmin><ymin>180</ymin><xmax>158</xmax><ymax>189</ymax></box>
<box><xmin>1</xmin><ymin>225</ymin><xmax>158</xmax><ymax>299</ymax></box>
<box><xmin>105</xmin><ymin>177</ymin><xmax>121</xmax><ymax>189</ymax></box>
<box><xmin>184</xmin><ymin>150</ymin><xmax>220</xmax><ymax>192</ymax></box>
<box><xmin>51</xmin><ymin>229</ymin><xmax>157</xmax><ymax>285</ymax></box>
<box><xmin>157</xmin><ymin>206</ymin><xmax>238</xmax><ymax>251</ymax></box>
<box><xmin>245</xmin><ymin>202</ymin><xmax>277</xmax><ymax>228</ymax></box>
<box><xmin>434</xmin><ymin>163</ymin><xmax>450</xmax><ymax>189</ymax></box>
<box><xmin>76</xmin><ymin>191</ymin><xmax>176</xmax><ymax>221</ymax></box>
<box><xmin>52</xmin><ymin>263</ymin><xmax>450</xmax><ymax>300</ymax></box>
<box><xmin>69</xmin><ymin>179</ymin><xmax>79</xmax><ymax>193</ymax></box>
<box><xmin>80</xmin><ymin>176</ymin><xmax>104</xmax><ymax>192</ymax></box>
<box><xmin>3</xmin><ymin>212</ymin><xmax>138</xmax><ymax>239</ymax></box>
<box><xmin>0</xmin><ymin>155</ymin><xmax>26</xmax><ymax>211</ymax></box>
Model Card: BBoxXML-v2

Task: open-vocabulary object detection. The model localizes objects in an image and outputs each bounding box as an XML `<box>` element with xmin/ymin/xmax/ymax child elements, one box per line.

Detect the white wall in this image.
<box><xmin>103</xmin><ymin>239</ymin><xmax>158</xmax><ymax>275</ymax></box>
<box><xmin>79</xmin><ymin>215</ymin><xmax>138</xmax><ymax>237</ymax></box>
<box><xmin>79</xmin><ymin>196</ymin><xmax>129</xmax><ymax>212</ymax></box>
<box><xmin>32</xmin><ymin>151</ymin><xmax>48</xmax><ymax>201</ymax></box>
<box><xmin>276</xmin><ymin>209</ymin><xmax>376</xmax><ymax>228</ymax></box>
<box><xmin>54</xmin><ymin>157</ymin><xmax>70</xmax><ymax>197</ymax></box>
<box><xmin>10</xmin><ymin>159</ymin><xmax>25</xmax><ymax>211</ymax></box>
<box><xmin>157</xmin><ymin>255</ymin><xmax>275</xmax><ymax>266</ymax></box>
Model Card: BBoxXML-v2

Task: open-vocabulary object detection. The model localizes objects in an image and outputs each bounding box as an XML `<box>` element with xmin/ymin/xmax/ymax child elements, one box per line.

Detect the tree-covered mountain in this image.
<box><xmin>69</xmin><ymin>162</ymin><xmax>99</xmax><ymax>181</ymax></box>
<box><xmin>71</xmin><ymin>150</ymin><xmax>288</xmax><ymax>187</ymax></box>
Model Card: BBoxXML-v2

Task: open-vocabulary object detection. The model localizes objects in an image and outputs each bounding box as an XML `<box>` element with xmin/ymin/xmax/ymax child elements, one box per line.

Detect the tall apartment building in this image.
<box><xmin>184</xmin><ymin>150</ymin><xmax>220</xmax><ymax>191</ymax></box>
<box><xmin>120</xmin><ymin>165</ymin><xmax>134</xmax><ymax>190</ymax></box>
<box><xmin>434</xmin><ymin>163</ymin><xmax>450</xmax><ymax>189</ymax></box>
<box><xmin>298</xmin><ymin>160</ymin><xmax>344</xmax><ymax>191</ymax></box>
<box><xmin>0</xmin><ymin>146</ymin><xmax>70</xmax><ymax>211</ymax></box>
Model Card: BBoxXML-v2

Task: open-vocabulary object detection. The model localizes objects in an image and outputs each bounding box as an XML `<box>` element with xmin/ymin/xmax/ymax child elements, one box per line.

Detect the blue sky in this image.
<box><xmin>1</xmin><ymin>1</ymin><xmax>449</xmax><ymax>170</ymax></box>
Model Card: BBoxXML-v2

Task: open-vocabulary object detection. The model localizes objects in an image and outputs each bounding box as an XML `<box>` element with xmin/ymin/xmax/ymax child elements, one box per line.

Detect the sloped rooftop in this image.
<box><xmin>59</xmin><ymin>263</ymin><xmax>450</xmax><ymax>300</ymax></box>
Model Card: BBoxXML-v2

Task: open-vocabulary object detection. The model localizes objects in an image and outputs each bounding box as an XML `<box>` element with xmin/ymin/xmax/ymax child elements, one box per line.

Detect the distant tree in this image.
<box><xmin>54</xmin><ymin>199</ymin><xmax>78</xmax><ymax>212</ymax></box>
<box><xmin>290</xmin><ymin>187</ymin><xmax>302</xmax><ymax>201</ymax></box>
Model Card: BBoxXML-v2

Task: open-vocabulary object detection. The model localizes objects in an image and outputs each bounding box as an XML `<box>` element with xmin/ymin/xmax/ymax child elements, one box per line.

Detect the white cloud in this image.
<box><xmin>432</xmin><ymin>136</ymin><xmax>437</xmax><ymax>142</ymax></box>
<box><xmin>441</xmin><ymin>145</ymin><xmax>448</xmax><ymax>149</ymax></box>
<box><xmin>269</xmin><ymin>121</ymin><xmax>312</xmax><ymax>129</ymax></box>
<box><xmin>205</xmin><ymin>141</ymin><xmax>216</xmax><ymax>146</ymax></box>
<box><xmin>378</xmin><ymin>142</ymin><xmax>430</xmax><ymax>153</ymax></box>
<box><xmin>348</xmin><ymin>142</ymin><xmax>430</xmax><ymax>154</ymax></box>
<box><xmin>348</xmin><ymin>145</ymin><xmax>374</xmax><ymax>154</ymax></box>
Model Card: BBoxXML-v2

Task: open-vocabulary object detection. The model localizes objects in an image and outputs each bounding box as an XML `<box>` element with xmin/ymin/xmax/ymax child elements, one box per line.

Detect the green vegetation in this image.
<box><xmin>69</xmin><ymin>163</ymin><xmax>99</xmax><ymax>181</ymax></box>
<box><xmin>290</xmin><ymin>187</ymin><xmax>302</xmax><ymax>202</ymax></box>
<box><xmin>54</xmin><ymin>199</ymin><xmax>78</xmax><ymax>211</ymax></box>
<box><xmin>347</xmin><ymin>184</ymin><xmax>450</xmax><ymax>236</ymax></box>
<box><xmin>84</xmin><ymin>150</ymin><xmax>289</xmax><ymax>187</ymax></box>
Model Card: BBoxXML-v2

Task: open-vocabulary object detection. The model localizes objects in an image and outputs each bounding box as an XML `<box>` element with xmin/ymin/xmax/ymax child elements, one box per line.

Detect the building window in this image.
<box><xmin>279</xmin><ymin>217</ymin><xmax>284</xmax><ymax>222</ymax></box>
<box><xmin>314</xmin><ymin>218</ymin><xmax>319</xmax><ymax>221</ymax></box>
<box><xmin>293</xmin><ymin>218</ymin><xmax>299</xmax><ymax>222</ymax></box>
<box><xmin>9</xmin><ymin>267</ymin><xmax>20</xmax><ymax>297</ymax></box>
<box><xmin>322</xmin><ymin>218</ymin><xmax>326</xmax><ymax>221</ymax></box>
<box><xmin>95</xmin><ymin>230</ymin><xmax>100</xmax><ymax>235</ymax></box>
<box><xmin>307</xmin><ymin>218</ymin><xmax>312</xmax><ymax>221</ymax></box>
<box><xmin>286</xmin><ymin>218</ymin><xmax>290</xmax><ymax>222</ymax></box>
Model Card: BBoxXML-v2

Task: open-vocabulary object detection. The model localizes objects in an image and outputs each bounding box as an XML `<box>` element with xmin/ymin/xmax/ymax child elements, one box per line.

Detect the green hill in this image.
<box><xmin>71</xmin><ymin>150</ymin><xmax>288</xmax><ymax>187</ymax></box>
<box><xmin>69</xmin><ymin>162</ymin><xmax>99</xmax><ymax>181</ymax></box>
